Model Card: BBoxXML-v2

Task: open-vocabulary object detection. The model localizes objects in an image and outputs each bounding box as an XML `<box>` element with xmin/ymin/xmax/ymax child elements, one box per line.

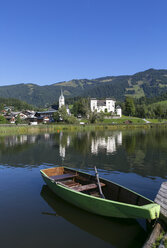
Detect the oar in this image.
<box><xmin>94</xmin><ymin>166</ymin><xmax>105</xmax><ymax>199</ymax></box>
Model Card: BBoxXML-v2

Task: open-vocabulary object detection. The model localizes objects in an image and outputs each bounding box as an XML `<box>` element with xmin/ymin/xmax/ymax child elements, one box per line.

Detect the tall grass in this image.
<box><xmin>0</xmin><ymin>123</ymin><xmax>167</xmax><ymax>136</ymax></box>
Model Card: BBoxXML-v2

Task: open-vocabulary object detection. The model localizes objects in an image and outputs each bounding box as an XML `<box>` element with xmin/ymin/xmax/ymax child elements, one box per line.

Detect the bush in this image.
<box><xmin>0</xmin><ymin>115</ymin><xmax>7</xmax><ymax>124</ymax></box>
<box><xmin>66</xmin><ymin>115</ymin><xmax>78</xmax><ymax>124</ymax></box>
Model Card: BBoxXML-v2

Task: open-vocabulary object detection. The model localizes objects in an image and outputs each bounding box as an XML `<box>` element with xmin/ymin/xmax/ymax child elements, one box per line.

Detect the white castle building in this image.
<box><xmin>90</xmin><ymin>98</ymin><xmax>115</xmax><ymax>113</ymax></box>
<box><xmin>90</xmin><ymin>98</ymin><xmax>122</xmax><ymax>117</ymax></box>
<box><xmin>116</xmin><ymin>105</ymin><xmax>122</xmax><ymax>117</ymax></box>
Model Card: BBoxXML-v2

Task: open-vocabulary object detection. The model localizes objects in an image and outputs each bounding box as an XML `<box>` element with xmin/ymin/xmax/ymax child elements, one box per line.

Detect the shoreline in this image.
<box><xmin>0</xmin><ymin>123</ymin><xmax>167</xmax><ymax>136</ymax></box>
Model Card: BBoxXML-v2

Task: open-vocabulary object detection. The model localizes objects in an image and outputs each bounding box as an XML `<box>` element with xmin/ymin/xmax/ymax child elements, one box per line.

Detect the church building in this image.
<box><xmin>59</xmin><ymin>89</ymin><xmax>65</xmax><ymax>108</ymax></box>
<box><xmin>59</xmin><ymin>90</ymin><xmax>70</xmax><ymax>115</ymax></box>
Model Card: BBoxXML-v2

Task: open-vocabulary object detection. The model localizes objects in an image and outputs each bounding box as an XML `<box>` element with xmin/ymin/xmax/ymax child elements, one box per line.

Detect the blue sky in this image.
<box><xmin>0</xmin><ymin>0</ymin><xmax>167</xmax><ymax>86</ymax></box>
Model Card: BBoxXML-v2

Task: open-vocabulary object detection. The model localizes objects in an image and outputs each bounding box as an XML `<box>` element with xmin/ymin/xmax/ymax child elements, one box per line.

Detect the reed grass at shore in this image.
<box><xmin>0</xmin><ymin>123</ymin><xmax>167</xmax><ymax>136</ymax></box>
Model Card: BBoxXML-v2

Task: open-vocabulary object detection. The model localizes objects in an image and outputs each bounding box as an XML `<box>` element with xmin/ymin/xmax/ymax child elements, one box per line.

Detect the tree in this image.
<box><xmin>15</xmin><ymin>114</ymin><xmax>21</xmax><ymax>125</ymax></box>
<box><xmin>0</xmin><ymin>115</ymin><xmax>7</xmax><ymax>124</ymax></box>
<box><xmin>0</xmin><ymin>104</ymin><xmax>4</xmax><ymax>112</ymax></box>
<box><xmin>53</xmin><ymin>112</ymin><xmax>60</xmax><ymax>122</ymax></box>
<box><xmin>136</xmin><ymin>104</ymin><xmax>147</xmax><ymax>118</ymax></box>
<box><xmin>89</xmin><ymin>111</ymin><xmax>98</xmax><ymax>123</ymax></box>
<box><xmin>124</xmin><ymin>97</ymin><xmax>136</xmax><ymax>116</ymax></box>
<box><xmin>58</xmin><ymin>106</ymin><xmax>68</xmax><ymax>122</ymax></box>
<box><xmin>97</xmin><ymin>111</ymin><xmax>104</xmax><ymax>122</ymax></box>
<box><xmin>66</xmin><ymin>115</ymin><xmax>78</xmax><ymax>124</ymax></box>
<box><xmin>53</xmin><ymin>106</ymin><xmax>78</xmax><ymax>124</ymax></box>
<box><xmin>72</xmin><ymin>98</ymin><xmax>89</xmax><ymax>117</ymax></box>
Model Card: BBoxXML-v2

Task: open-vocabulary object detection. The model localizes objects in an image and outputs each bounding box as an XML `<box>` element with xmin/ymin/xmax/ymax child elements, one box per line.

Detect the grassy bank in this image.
<box><xmin>0</xmin><ymin>122</ymin><xmax>167</xmax><ymax>136</ymax></box>
<box><xmin>103</xmin><ymin>117</ymin><xmax>146</xmax><ymax>124</ymax></box>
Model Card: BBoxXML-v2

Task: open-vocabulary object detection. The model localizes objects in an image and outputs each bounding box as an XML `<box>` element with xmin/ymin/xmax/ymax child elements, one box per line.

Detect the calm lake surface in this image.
<box><xmin>0</xmin><ymin>128</ymin><xmax>167</xmax><ymax>248</ymax></box>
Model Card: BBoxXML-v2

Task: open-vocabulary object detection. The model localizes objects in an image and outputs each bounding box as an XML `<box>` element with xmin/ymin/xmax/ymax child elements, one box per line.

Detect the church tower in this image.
<box><xmin>59</xmin><ymin>89</ymin><xmax>65</xmax><ymax>108</ymax></box>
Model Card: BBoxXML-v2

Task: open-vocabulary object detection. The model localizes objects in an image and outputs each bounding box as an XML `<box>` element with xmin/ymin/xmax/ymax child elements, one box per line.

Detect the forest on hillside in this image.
<box><xmin>0</xmin><ymin>69</ymin><xmax>167</xmax><ymax>107</ymax></box>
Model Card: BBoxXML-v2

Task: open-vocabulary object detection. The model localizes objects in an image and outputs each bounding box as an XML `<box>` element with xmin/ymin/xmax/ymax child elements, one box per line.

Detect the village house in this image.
<box><xmin>4</xmin><ymin>111</ymin><xmax>29</xmax><ymax>123</ymax></box>
<box><xmin>5</xmin><ymin>115</ymin><xmax>15</xmax><ymax>124</ymax></box>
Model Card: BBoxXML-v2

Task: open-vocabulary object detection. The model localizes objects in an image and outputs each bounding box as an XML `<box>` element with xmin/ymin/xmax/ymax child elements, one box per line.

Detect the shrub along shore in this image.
<box><xmin>0</xmin><ymin>122</ymin><xmax>167</xmax><ymax>136</ymax></box>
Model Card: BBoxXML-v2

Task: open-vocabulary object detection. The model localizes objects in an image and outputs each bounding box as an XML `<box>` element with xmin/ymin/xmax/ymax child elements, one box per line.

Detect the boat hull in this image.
<box><xmin>41</xmin><ymin>170</ymin><xmax>160</xmax><ymax>220</ymax></box>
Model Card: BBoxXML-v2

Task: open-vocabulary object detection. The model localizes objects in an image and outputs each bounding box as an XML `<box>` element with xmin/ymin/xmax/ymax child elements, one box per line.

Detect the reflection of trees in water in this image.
<box><xmin>0</xmin><ymin>134</ymin><xmax>58</xmax><ymax>167</ymax></box>
<box><xmin>71</xmin><ymin>132</ymin><xmax>91</xmax><ymax>155</ymax></box>
<box><xmin>124</xmin><ymin>129</ymin><xmax>167</xmax><ymax>152</ymax></box>
<box><xmin>0</xmin><ymin>135</ymin><xmax>35</xmax><ymax>156</ymax></box>
<box><xmin>123</xmin><ymin>133</ymin><xmax>136</xmax><ymax>155</ymax></box>
<box><xmin>55</xmin><ymin>131</ymin><xmax>93</xmax><ymax>156</ymax></box>
<box><xmin>122</xmin><ymin>129</ymin><xmax>167</xmax><ymax>178</ymax></box>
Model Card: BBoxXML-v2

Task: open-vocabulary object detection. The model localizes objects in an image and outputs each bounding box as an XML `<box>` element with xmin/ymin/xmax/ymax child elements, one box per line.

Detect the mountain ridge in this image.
<box><xmin>0</xmin><ymin>68</ymin><xmax>167</xmax><ymax>107</ymax></box>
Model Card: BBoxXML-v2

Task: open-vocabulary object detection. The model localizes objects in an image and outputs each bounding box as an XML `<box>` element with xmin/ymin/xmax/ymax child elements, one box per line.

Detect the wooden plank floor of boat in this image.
<box><xmin>57</xmin><ymin>179</ymin><xmax>105</xmax><ymax>193</ymax></box>
<box><xmin>70</xmin><ymin>183</ymin><xmax>105</xmax><ymax>192</ymax></box>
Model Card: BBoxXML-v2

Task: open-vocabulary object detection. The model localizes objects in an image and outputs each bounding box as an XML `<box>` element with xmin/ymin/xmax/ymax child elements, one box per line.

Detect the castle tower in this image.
<box><xmin>116</xmin><ymin>105</ymin><xmax>122</xmax><ymax>117</ymax></box>
<box><xmin>59</xmin><ymin>89</ymin><xmax>65</xmax><ymax>108</ymax></box>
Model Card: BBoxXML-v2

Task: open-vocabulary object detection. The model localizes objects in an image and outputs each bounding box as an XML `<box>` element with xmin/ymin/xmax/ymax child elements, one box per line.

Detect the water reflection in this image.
<box><xmin>91</xmin><ymin>132</ymin><xmax>122</xmax><ymax>155</ymax></box>
<box><xmin>1</xmin><ymin>129</ymin><xmax>167</xmax><ymax>248</ymax></box>
<box><xmin>3</xmin><ymin>134</ymin><xmax>37</xmax><ymax>146</ymax></box>
<box><xmin>57</xmin><ymin>131</ymin><xmax>122</xmax><ymax>158</ymax></box>
<box><xmin>40</xmin><ymin>185</ymin><xmax>147</xmax><ymax>248</ymax></box>
<box><xmin>0</xmin><ymin>129</ymin><xmax>167</xmax><ymax>179</ymax></box>
<box><xmin>59</xmin><ymin>132</ymin><xmax>71</xmax><ymax>159</ymax></box>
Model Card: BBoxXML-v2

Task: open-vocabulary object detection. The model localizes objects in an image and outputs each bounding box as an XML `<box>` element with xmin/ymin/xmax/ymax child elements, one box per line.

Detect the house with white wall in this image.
<box><xmin>90</xmin><ymin>98</ymin><xmax>116</xmax><ymax>113</ymax></box>
<box><xmin>90</xmin><ymin>98</ymin><xmax>122</xmax><ymax>117</ymax></box>
<box><xmin>116</xmin><ymin>105</ymin><xmax>122</xmax><ymax>117</ymax></box>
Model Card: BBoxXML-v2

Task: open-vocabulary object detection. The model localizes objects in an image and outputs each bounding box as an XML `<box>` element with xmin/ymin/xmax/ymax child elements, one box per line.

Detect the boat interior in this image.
<box><xmin>42</xmin><ymin>167</ymin><xmax>151</xmax><ymax>206</ymax></box>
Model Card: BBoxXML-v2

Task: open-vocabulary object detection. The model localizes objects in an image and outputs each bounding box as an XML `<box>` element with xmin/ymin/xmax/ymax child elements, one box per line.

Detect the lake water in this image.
<box><xmin>0</xmin><ymin>128</ymin><xmax>167</xmax><ymax>248</ymax></box>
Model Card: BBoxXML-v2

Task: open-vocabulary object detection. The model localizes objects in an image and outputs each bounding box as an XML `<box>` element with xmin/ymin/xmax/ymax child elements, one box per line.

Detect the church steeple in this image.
<box><xmin>59</xmin><ymin>89</ymin><xmax>65</xmax><ymax>108</ymax></box>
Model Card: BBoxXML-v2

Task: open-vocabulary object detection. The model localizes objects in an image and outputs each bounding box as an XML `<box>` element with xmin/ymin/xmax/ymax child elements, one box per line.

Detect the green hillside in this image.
<box><xmin>0</xmin><ymin>97</ymin><xmax>35</xmax><ymax>111</ymax></box>
<box><xmin>149</xmin><ymin>100</ymin><xmax>167</xmax><ymax>107</ymax></box>
<box><xmin>0</xmin><ymin>69</ymin><xmax>167</xmax><ymax>106</ymax></box>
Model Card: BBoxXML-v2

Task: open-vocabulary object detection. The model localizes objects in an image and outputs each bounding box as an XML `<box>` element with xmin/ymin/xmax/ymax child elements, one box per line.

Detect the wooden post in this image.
<box><xmin>142</xmin><ymin>221</ymin><xmax>164</xmax><ymax>248</ymax></box>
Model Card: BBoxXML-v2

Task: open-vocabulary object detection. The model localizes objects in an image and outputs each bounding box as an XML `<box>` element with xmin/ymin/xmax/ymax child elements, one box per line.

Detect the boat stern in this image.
<box><xmin>142</xmin><ymin>203</ymin><xmax>160</xmax><ymax>220</ymax></box>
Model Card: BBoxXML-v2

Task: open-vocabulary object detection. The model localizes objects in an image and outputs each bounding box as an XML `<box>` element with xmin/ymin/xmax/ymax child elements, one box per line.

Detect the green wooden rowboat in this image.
<box><xmin>40</xmin><ymin>166</ymin><xmax>160</xmax><ymax>220</ymax></box>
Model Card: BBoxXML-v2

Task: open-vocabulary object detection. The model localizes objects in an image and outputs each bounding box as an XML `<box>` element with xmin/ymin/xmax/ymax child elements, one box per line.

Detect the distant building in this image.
<box><xmin>59</xmin><ymin>89</ymin><xmax>65</xmax><ymax>108</ymax></box>
<box><xmin>35</xmin><ymin>110</ymin><xmax>56</xmax><ymax>122</ymax></box>
<box><xmin>116</xmin><ymin>105</ymin><xmax>122</xmax><ymax>117</ymax></box>
<box><xmin>5</xmin><ymin>116</ymin><xmax>15</xmax><ymax>124</ymax></box>
<box><xmin>58</xmin><ymin>90</ymin><xmax>71</xmax><ymax>115</ymax></box>
<box><xmin>90</xmin><ymin>98</ymin><xmax>122</xmax><ymax>117</ymax></box>
<box><xmin>29</xmin><ymin>117</ymin><xmax>38</xmax><ymax>125</ymax></box>
<box><xmin>90</xmin><ymin>98</ymin><xmax>116</xmax><ymax>113</ymax></box>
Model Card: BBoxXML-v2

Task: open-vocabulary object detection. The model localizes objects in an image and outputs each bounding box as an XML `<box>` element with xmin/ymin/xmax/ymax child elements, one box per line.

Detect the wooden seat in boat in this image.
<box><xmin>50</xmin><ymin>173</ymin><xmax>76</xmax><ymax>181</ymax></box>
